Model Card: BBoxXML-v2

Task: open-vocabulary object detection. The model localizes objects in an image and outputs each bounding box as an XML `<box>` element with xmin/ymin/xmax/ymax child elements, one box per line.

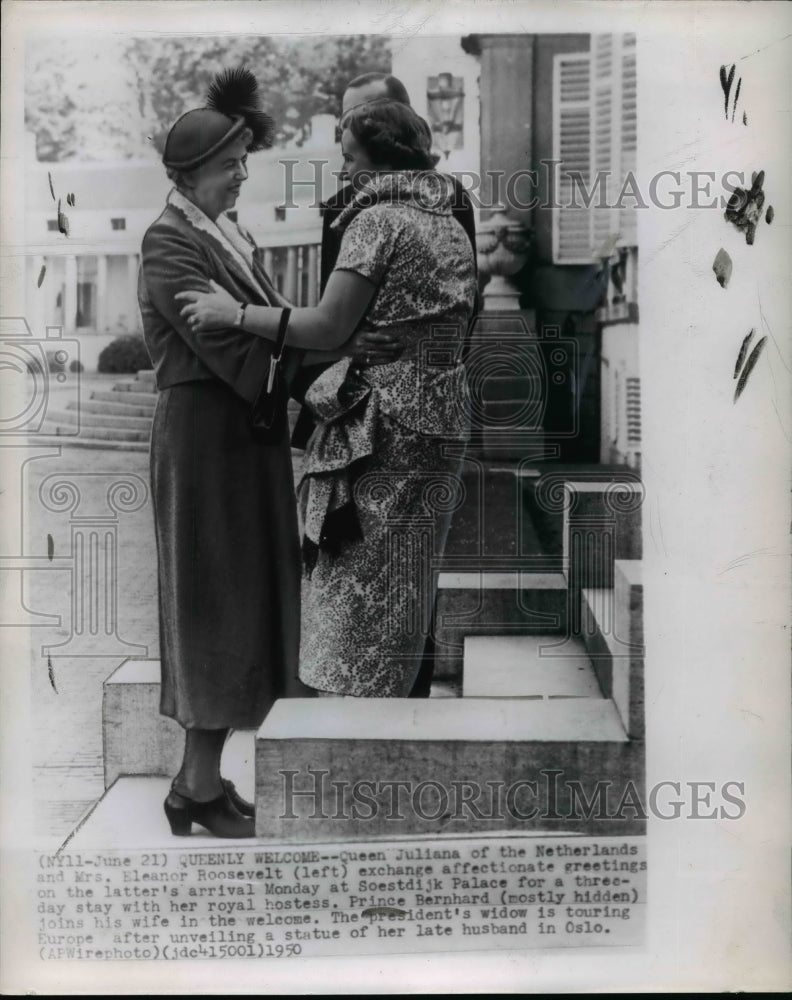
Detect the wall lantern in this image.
<box><xmin>426</xmin><ymin>72</ymin><xmax>464</xmax><ymax>158</ymax></box>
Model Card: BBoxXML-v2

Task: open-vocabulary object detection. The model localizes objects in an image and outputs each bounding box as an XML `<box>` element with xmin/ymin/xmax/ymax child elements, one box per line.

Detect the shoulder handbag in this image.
<box><xmin>250</xmin><ymin>306</ymin><xmax>291</xmax><ymax>434</ymax></box>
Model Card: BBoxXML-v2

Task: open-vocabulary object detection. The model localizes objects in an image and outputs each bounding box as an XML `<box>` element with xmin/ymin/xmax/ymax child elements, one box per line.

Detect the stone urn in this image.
<box><xmin>476</xmin><ymin>204</ymin><xmax>532</xmax><ymax>312</ymax></box>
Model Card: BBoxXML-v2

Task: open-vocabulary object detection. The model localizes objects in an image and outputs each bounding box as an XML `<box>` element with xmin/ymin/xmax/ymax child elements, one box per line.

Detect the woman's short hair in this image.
<box><xmin>342</xmin><ymin>100</ymin><xmax>434</xmax><ymax>170</ymax></box>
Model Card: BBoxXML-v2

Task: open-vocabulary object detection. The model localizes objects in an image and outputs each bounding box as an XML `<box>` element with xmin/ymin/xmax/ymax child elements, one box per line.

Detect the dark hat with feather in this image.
<box><xmin>163</xmin><ymin>68</ymin><xmax>274</xmax><ymax>171</ymax></box>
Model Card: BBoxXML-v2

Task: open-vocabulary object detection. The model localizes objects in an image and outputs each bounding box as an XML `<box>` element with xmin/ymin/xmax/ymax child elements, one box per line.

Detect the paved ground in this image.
<box><xmin>24</xmin><ymin>447</ymin><xmax>160</xmax><ymax>843</ymax></box>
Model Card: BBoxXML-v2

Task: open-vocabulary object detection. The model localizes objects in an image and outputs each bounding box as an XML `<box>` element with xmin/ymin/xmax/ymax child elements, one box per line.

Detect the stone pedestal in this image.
<box><xmin>434</xmin><ymin>569</ymin><xmax>567</xmax><ymax>681</ymax></box>
<box><xmin>612</xmin><ymin>560</ymin><xmax>644</xmax><ymax>739</ymax></box>
<box><xmin>102</xmin><ymin>658</ymin><xmax>182</xmax><ymax>788</ymax></box>
<box><xmin>255</xmin><ymin>697</ymin><xmax>642</xmax><ymax>843</ymax></box>
<box><xmin>102</xmin><ymin>658</ymin><xmax>260</xmax><ymax>789</ymax></box>
<box><xmin>465</xmin><ymin>311</ymin><xmax>547</xmax><ymax>461</ymax></box>
<box><xmin>463</xmin><ymin>634</ymin><xmax>603</xmax><ymax>698</ymax></box>
<box><xmin>561</xmin><ymin>479</ymin><xmax>643</xmax><ymax>637</ymax></box>
<box><xmin>580</xmin><ymin>560</ymin><xmax>644</xmax><ymax>740</ymax></box>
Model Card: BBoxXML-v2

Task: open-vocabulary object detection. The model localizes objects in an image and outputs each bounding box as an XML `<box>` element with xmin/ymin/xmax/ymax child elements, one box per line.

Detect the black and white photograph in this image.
<box><xmin>1</xmin><ymin>0</ymin><xmax>790</xmax><ymax>994</ymax></box>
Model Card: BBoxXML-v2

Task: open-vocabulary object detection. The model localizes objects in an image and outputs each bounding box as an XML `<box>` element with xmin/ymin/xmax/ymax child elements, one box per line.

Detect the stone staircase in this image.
<box><xmin>67</xmin><ymin>459</ymin><xmax>647</xmax><ymax>847</ymax></box>
<box><xmin>39</xmin><ymin>370</ymin><xmax>305</xmax><ymax>454</ymax></box>
<box><xmin>41</xmin><ymin>369</ymin><xmax>156</xmax><ymax>451</ymax></box>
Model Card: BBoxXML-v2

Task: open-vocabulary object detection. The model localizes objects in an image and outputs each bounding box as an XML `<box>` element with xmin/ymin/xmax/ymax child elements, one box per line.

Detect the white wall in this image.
<box><xmin>391</xmin><ymin>36</ymin><xmax>481</xmax><ymax>185</ymax></box>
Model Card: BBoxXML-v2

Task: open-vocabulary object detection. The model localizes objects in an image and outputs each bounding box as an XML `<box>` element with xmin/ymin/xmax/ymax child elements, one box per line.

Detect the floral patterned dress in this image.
<box><xmin>298</xmin><ymin>171</ymin><xmax>476</xmax><ymax>696</ymax></box>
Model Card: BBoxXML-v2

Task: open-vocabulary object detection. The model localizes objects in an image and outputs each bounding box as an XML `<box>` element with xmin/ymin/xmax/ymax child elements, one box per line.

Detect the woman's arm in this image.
<box><xmin>176</xmin><ymin>269</ymin><xmax>378</xmax><ymax>351</ymax></box>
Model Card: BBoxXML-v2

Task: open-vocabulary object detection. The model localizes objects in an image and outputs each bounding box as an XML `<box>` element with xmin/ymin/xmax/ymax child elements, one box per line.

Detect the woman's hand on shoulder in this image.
<box><xmin>175</xmin><ymin>280</ymin><xmax>240</xmax><ymax>332</ymax></box>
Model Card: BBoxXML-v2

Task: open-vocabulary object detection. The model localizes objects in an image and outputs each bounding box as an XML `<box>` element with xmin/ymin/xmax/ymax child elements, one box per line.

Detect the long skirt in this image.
<box><xmin>298</xmin><ymin>415</ymin><xmax>464</xmax><ymax>696</ymax></box>
<box><xmin>150</xmin><ymin>379</ymin><xmax>305</xmax><ymax>730</ymax></box>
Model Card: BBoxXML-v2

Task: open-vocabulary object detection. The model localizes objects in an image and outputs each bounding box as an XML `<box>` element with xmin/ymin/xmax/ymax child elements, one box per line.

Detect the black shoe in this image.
<box><xmin>222</xmin><ymin>778</ymin><xmax>255</xmax><ymax>818</ymax></box>
<box><xmin>164</xmin><ymin>788</ymin><xmax>255</xmax><ymax>838</ymax></box>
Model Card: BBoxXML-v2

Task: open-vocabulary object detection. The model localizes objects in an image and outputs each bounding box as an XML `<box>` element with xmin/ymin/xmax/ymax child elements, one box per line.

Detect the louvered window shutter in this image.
<box><xmin>592</xmin><ymin>32</ymin><xmax>638</xmax><ymax>252</ymax></box>
<box><xmin>591</xmin><ymin>34</ymin><xmax>616</xmax><ymax>253</ymax></box>
<box><xmin>552</xmin><ymin>52</ymin><xmax>592</xmax><ymax>264</ymax></box>
<box><xmin>553</xmin><ymin>35</ymin><xmax>637</xmax><ymax>263</ymax></box>
<box><xmin>618</xmin><ymin>34</ymin><xmax>637</xmax><ymax>247</ymax></box>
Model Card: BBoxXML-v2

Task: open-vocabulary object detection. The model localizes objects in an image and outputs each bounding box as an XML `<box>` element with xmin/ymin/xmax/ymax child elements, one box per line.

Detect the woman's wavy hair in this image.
<box><xmin>342</xmin><ymin>99</ymin><xmax>434</xmax><ymax>171</ymax></box>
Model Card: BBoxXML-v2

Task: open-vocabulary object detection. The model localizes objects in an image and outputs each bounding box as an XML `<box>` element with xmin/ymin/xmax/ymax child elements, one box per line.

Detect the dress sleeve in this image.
<box><xmin>333</xmin><ymin>207</ymin><xmax>399</xmax><ymax>285</ymax></box>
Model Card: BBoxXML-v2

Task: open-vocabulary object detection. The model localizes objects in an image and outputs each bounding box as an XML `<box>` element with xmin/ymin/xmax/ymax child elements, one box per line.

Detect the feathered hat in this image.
<box><xmin>163</xmin><ymin>68</ymin><xmax>275</xmax><ymax>171</ymax></box>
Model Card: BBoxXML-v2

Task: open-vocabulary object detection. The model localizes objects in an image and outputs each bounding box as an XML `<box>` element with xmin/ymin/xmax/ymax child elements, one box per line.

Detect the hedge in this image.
<box><xmin>97</xmin><ymin>334</ymin><xmax>152</xmax><ymax>374</ymax></box>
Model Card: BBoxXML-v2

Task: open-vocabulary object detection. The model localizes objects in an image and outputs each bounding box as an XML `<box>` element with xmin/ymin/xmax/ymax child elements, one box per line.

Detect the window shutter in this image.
<box><xmin>619</xmin><ymin>34</ymin><xmax>638</xmax><ymax>247</ymax></box>
<box><xmin>591</xmin><ymin>34</ymin><xmax>616</xmax><ymax>252</ymax></box>
<box><xmin>591</xmin><ymin>32</ymin><xmax>638</xmax><ymax>252</ymax></box>
<box><xmin>552</xmin><ymin>35</ymin><xmax>637</xmax><ymax>264</ymax></box>
<box><xmin>552</xmin><ymin>51</ymin><xmax>592</xmax><ymax>264</ymax></box>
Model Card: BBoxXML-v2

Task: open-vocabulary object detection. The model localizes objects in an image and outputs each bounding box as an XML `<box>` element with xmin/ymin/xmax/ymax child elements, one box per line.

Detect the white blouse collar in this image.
<box><xmin>167</xmin><ymin>188</ymin><xmax>259</xmax><ymax>286</ymax></box>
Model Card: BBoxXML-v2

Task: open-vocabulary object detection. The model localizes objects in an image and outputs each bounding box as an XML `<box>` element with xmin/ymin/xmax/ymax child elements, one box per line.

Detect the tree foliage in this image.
<box><xmin>25</xmin><ymin>34</ymin><xmax>390</xmax><ymax>162</ymax></box>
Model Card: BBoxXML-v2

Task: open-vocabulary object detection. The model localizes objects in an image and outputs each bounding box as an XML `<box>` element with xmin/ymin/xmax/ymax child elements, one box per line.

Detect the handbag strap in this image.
<box><xmin>273</xmin><ymin>307</ymin><xmax>291</xmax><ymax>362</ymax></box>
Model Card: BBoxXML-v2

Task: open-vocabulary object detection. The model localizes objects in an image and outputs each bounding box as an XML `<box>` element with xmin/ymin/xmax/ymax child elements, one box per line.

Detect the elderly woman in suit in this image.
<box><xmin>178</xmin><ymin>99</ymin><xmax>476</xmax><ymax>701</ymax></box>
<box><xmin>140</xmin><ymin>71</ymin><xmax>395</xmax><ymax>839</ymax></box>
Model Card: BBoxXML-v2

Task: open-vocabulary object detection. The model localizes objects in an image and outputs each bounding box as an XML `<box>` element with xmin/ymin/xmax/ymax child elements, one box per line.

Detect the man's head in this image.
<box><xmin>341</xmin><ymin>72</ymin><xmax>411</xmax><ymax>117</ymax></box>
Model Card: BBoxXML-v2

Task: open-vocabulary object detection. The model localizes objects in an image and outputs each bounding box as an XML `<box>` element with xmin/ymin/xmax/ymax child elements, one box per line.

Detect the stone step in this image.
<box><xmin>32</xmin><ymin>435</ymin><xmax>150</xmax><ymax>452</ymax></box>
<box><xmin>91</xmin><ymin>389</ymin><xmax>157</xmax><ymax>407</ymax></box>
<box><xmin>259</xmin><ymin>696</ymin><xmax>627</xmax><ymax>743</ymax></box>
<box><xmin>80</xmin><ymin>397</ymin><xmax>156</xmax><ymax>417</ymax></box>
<box><xmin>433</xmin><ymin>569</ymin><xmax>568</xmax><ymax>681</ymax></box>
<box><xmin>256</xmin><ymin>697</ymin><xmax>640</xmax><ymax>842</ymax></box>
<box><xmin>113</xmin><ymin>380</ymin><xmax>158</xmax><ymax>394</ymax></box>
<box><xmin>66</xmin><ymin>760</ymin><xmax>255</xmax><ymax>850</ymax></box>
<box><xmin>102</xmin><ymin>659</ymin><xmax>460</xmax><ymax>790</ymax></box>
<box><xmin>46</xmin><ymin>408</ymin><xmax>154</xmax><ymax>430</ymax></box>
<box><xmin>463</xmin><ymin>634</ymin><xmax>603</xmax><ymax>699</ymax></box>
<box><xmin>444</xmin><ymin>465</ymin><xmax>547</xmax><ymax>561</ymax></box>
<box><xmin>580</xmin><ymin>560</ymin><xmax>644</xmax><ymax>740</ymax></box>
<box><xmin>42</xmin><ymin>421</ymin><xmax>149</xmax><ymax>442</ymax></box>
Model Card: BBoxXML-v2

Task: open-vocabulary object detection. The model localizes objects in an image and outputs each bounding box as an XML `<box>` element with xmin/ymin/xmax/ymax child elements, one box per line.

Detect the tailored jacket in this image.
<box><xmin>139</xmin><ymin>193</ymin><xmax>302</xmax><ymax>440</ymax></box>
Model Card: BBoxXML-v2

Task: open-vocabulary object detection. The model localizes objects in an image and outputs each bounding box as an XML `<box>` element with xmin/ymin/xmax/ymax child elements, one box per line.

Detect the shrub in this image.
<box><xmin>97</xmin><ymin>334</ymin><xmax>152</xmax><ymax>374</ymax></box>
<box><xmin>69</xmin><ymin>359</ymin><xmax>84</xmax><ymax>374</ymax></box>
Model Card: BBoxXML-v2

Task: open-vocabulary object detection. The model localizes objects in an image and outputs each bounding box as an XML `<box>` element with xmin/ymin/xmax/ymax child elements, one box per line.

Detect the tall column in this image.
<box><xmin>126</xmin><ymin>254</ymin><xmax>140</xmax><ymax>332</ymax></box>
<box><xmin>307</xmin><ymin>244</ymin><xmax>319</xmax><ymax>306</ymax></box>
<box><xmin>63</xmin><ymin>254</ymin><xmax>78</xmax><ymax>333</ymax></box>
<box><xmin>285</xmin><ymin>246</ymin><xmax>298</xmax><ymax>303</ymax></box>
<box><xmin>263</xmin><ymin>248</ymin><xmax>274</xmax><ymax>275</ymax></box>
<box><xmin>296</xmin><ymin>246</ymin><xmax>304</xmax><ymax>306</ymax></box>
<box><xmin>464</xmin><ymin>34</ymin><xmax>535</xmax><ymax>228</ymax></box>
<box><xmin>30</xmin><ymin>254</ymin><xmax>46</xmax><ymax>337</ymax></box>
<box><xmin>460</xmin><ymin>35</ymin><xmax>545</xmax><ymax>462</ymax></box>
<box><xmin>96</xmin><ymin>253</ymin><xmax>108</xmax><ymax>333</ymax></box>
